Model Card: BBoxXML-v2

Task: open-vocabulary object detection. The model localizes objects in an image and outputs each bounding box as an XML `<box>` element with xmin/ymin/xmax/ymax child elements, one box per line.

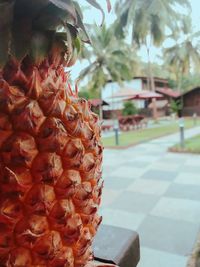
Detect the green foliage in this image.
<box><xmin>78</xmin><ymin>90</ymin><xmax>90</xmax><ymax>100</ymax></box>
<box><xmin>123</xmin><ymin>101</ymin><xmax>138</xmax><ymax>116</ymax></box>
<box><xmin>79</xmin><ymin>67</ymin><xmax>107</xmax><ymax>98</ymax></box>
<box><xmin>168</xmin><ymin>74</ymin><xmax>200</xmax><ymax>92</ymax></box>
<box><xmin>164</xmin><ymin>38</ymin><xmax>200</xmax><ymax>80</ymax></box>
<box><xmin>114</xmin><ymin>0</ymin><xmax>191</xmax><ymax>117</ymax></box>
<box><xmin>78</xmin><ymin>89</ymin><xmax>97</xmax><ymax>100</ymax></box>
<box><xmin>140</xmin><ymin>61</ymin><xmax>170</xmax><ymax>79</ymax></box>
<box><xmin>181</xmin><ymin>74</ymin><xmax>200</xmax><ymax>92</ymax></box>
<box><xmin>168</xmin><ymin>79</ymin><xmax>178</xmax><ymax>89</ymax></box>
<box><xmin>170</xmin><ymin>99</ymin><xmax>182</xmax><ymax>114</ymax></box>
<box><xmin>163</xmin><ymin>16</ymin><xmax>200</xmax><ymax>90</ymax></box>
<box><xmin>171</xmin><ymin>133</ymin><xmax>200</xmax><ymax>154</ymax></box>
<box><xmin>115</xmin><ymin>0</ymin><xmax>191</xmax><ymax>47</ymax></box>
<box><xmin>79</xmin><ymin>24</ymin><xmax>138</xmax><ymax>95</ymax></box>
<box><xmin>103</xmin><ymin>118</ymin><xmax>196</xmax><ymax>147</ymax></box>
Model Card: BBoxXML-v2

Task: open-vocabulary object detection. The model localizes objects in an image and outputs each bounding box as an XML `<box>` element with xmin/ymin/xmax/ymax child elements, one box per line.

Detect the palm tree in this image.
<box><xmin>115</xmin><ymin>0</ymin><xmax>191</xmax><ymax>118</ymax></box>
<box><xmin>164</xmin><ymin>17</ymin><xmax>200</xmax><ymax>90</ymax></box>
<box><xmin>164</xmin><ymin>38</ymin><xmax>200</xmax><ymax>87</ymax></box>
<box><xmin>164</xmin><ymin>17</ymin><xmax>200</xmax><ymax>118</ymax></box>
<box><xmin>78</xmin><ymin>24</ymin><xmax>138</xmax><ymax>98</ymax></box>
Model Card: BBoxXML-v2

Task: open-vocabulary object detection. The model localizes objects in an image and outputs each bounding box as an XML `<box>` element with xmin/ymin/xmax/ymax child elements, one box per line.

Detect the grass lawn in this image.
<box><xmin>170</xmin><ymin>134</ymin><xmax>200</xmax><ymax>154</ymax></box>
<box><xmin>102</xmin><ymin>118</ymin><xmax>199</xmax><ymax>148</ymax></box>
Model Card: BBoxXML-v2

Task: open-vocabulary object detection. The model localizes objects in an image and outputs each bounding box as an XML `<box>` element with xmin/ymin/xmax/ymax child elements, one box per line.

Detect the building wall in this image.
<box><xmin>184</xmin><ymin>89</ymin><xmax>200</xmax><ymax>107</ymax></box>
<box><xmin>183</xmin><ymin>88</ymin><xmax>200</xmax><ymax>116</ymax></box>
<box><xmin>141</xmin><ymin>79</ymin><xmax>168</xmax><ymax>91</ymax></box>
<box><xmin>183</xmin><ymin>106</ymin><xmax>200</xmax><ymax>116</ymax></box>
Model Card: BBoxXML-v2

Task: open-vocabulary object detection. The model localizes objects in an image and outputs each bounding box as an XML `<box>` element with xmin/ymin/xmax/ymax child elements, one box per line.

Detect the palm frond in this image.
<box><xmin>114</xmin><ymin>0</ymin><xmax>191</xmax><ymax>47</ymax></box>
<box><xmin>150</xmin><ymin>14</ymin><xmax>164</xmax><ymax>46</ymax></box>
<box><xmin>78</xmin><ymin>61</ymin><xmax>98</xmax><ymax>80</ymax></box>
<box><xmin>164</xmin><ymin>31</ymin><xmax>200</xmax><ymax>78</ymax></box>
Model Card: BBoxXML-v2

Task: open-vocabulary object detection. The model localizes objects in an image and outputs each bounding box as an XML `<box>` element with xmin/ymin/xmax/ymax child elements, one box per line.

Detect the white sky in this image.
<box><xmin>70</xmin><ymin>0</ymin><xmax>200</xmax><ymax>83</ymax></box>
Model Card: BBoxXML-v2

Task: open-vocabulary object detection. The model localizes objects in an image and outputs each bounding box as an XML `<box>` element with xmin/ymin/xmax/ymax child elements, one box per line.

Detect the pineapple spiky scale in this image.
<box><xmin>0</xmin><ymin>58</ymin><xmax>103</xmax><ymax>266</ymax></box>
<box><xmin>0</xmin><ymin>0</ymin><xmax>113</xmax><ymax>265</ymax></box>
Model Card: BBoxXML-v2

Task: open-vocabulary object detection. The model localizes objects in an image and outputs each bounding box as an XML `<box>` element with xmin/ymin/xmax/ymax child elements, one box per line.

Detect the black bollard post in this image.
<box><xmin>114</xmin><ymin>128</ymin><xmax>119</xmax><ymax>146</ymax></box>
<box><xmin>179</xmin><ymin>118</ymin><xmax>185</xmax><ymax>149</ymax></box>
<box><xmin>113</xmin><ymin>119</ymin><xmax>119</xmax><ymax>146</ymax></box>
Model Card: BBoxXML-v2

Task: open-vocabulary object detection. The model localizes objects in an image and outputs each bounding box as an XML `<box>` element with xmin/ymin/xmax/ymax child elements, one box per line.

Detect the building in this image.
<box><xmin>102</xmin><ymin>76</ymin><xmax>180</xmax><ymax>117</ymax></box>
<box><xmin>181</xmin><ymin>87</ymin><xmax>200</xmax><ymax>116</ymax></box>
<box><xmin>134</xmin><ymin>76</ymin><xmax>169</xmax><ymax>91</ymax></box>
<box><xmin>102</xmin><ymin>76</ymin><xmax>170</xmax><ymax>99</ymax></box>
<box><xmin>155</xmin><ymin>87</ymin><xmax>181</xmax><ymax>101</ymax></box>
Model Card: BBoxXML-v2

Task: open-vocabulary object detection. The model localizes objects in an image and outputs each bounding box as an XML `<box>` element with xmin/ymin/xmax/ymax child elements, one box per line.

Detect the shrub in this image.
<box><xmin>123</xmin><ymin>101</ymin><xmax>138</xmax><ymax>116</ymax></box>
<box><xmin>170</xmin><ymin>99</ymin><xmax>183</xmax><ymax>117</ymax></box>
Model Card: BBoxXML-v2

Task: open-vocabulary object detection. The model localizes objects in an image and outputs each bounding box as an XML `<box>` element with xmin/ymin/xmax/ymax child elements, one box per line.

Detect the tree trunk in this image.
<box><xmin>177</xmin><ymin>70</ymin><xmax>184</xmax><ymax>117</ymax></box>
<box><xmin>146</xmin><ymin>45</ymin><xmax>158</xmax><ymax>120</ymax></box>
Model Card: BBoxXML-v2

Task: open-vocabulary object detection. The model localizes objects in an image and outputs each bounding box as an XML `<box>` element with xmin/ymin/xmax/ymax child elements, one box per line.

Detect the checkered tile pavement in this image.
<box><xmin>100</xmin><ymin>127</ymin><xmax>200</xmax><ymax>267</ymax></box>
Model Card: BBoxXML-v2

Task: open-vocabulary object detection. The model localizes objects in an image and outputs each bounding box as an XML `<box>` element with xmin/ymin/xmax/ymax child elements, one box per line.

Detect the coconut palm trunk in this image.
<box><xmin>146</xmin><ymin>44</ymin><xmax>158</xmax><ymax>120</ymax></box>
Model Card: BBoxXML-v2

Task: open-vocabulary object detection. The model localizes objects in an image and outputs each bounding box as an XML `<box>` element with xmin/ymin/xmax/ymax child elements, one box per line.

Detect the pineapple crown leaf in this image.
<box><xmin>49</xmin><ymin>0</ymin><xmax>77</xmax><ymax>23</ymax></box>
<box><xmin>85</xmin><ymin>0</ymin><xmax>105</xmax><ymax>26</ymax></box>
<box><xmin>0</xmin><ymin>0</ymin><xmax>111</xmax><ymax>67</ymax></box>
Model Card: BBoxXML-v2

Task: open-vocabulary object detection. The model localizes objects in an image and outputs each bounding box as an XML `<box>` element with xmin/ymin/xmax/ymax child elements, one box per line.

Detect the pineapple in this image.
<box><xmin>0</xmin><ymin>0</ymin><xmax>111</xmax><ymax>266</ymax></box>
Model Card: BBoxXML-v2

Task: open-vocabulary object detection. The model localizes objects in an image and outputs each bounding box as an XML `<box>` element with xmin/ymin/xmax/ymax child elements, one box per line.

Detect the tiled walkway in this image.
<box><xmin>101</xmin><ymin>127</ymin><xmax>200</xmax><ymax>267</ymax></box>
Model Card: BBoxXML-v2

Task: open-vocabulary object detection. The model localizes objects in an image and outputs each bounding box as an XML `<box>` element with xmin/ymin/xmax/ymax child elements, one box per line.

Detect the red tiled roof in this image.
<box><xmin>110</xmin><ymin>86</ymin><xmax>180</xmax><ymax>99</ymax></box>
<box><xmin>89</xmin><ymin>99</ymin><xmax>109</xmax><ymax>107</ymax></box>
<box><xmin>112</xmin><ymin>89</ymin><xmax>163</xmax><ymax>99</ymax></box>
<box><xmin>156</xmin><ymin>88</ymin><xmax>181</xmax><ymax>98</ymax></box>
<box><xmin>182</xmin><ymin>86</ymin><xmax>200</xmax><ymax>96</ymax></box>
<box><xmin>126</xmin><ymin>91</ymin><xmax>163</xmax><ymax>100</ymax></box>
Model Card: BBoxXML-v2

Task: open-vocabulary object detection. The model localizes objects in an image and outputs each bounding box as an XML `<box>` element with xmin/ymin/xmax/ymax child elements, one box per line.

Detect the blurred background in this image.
<box><xmin>72</xmin><ymin>1</ymin><xmax>200</xmax><ymax>267</ymax></box>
